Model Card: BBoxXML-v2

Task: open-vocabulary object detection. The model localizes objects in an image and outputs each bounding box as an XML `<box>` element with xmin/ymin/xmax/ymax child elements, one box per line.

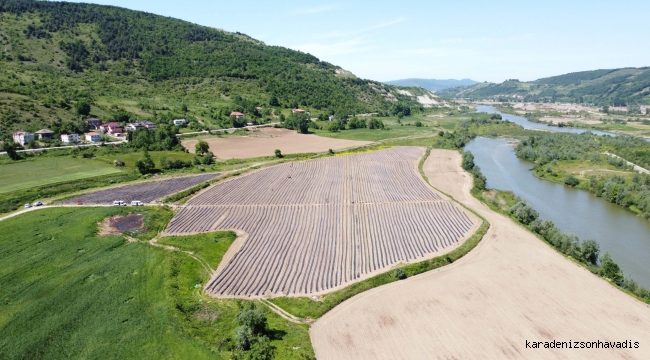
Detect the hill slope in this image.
<box><xmin>384</xmin><ymin>78</ymin><xmax>479</xmax><ymax>92</ymax></box>
<box><xmin>0</xmin><ymin>0</ymin><xmax>416</xmax><ymax>133</ymax></box>
<box><xmin>437</xmin><ymin>68</ymin><xmax>650</xmax><ymax>105</ymax></box>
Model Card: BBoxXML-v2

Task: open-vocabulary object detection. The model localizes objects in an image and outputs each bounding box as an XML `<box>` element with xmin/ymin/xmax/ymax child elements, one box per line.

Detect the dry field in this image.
<box><xmin>165</xmin><ymin>147</ymin><xmax>480</xmax><ymax>298</ymax></box>
<box><xmin>182</xmin><ymin>127</ymin><xmax>371</xmax><ymax>159</ymax></box>
<box><xmin>310</xmin><ymin>149</ymin><xmax>650</xmax><ymax>360</ymax></box>
<box><xmin>61</xmin><ymin>173</ymin><xmax>220</xmax><ymax>205</ymax></box>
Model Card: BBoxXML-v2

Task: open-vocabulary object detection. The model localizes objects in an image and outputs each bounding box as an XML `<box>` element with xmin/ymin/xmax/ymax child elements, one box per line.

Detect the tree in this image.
<box><xmin>181</xmin><ymin>104</ymin><xmax>188</xmax><ymax>113</ymax></box>
<box><xmin>2</xmin><ymin>141</ymin><xmax>21</xmax><ymax>160</ymax></box>
<box><xmin>113</xmin><ymin>158</ymin><xmax>125</xmax><ymax>167</ymax></box>
<box><xmin>461</xmin><ymin>151</ymin><xmax>475</xmax><ymax>171</ymax></box>
<box><xmin>195</xmin><ymin>140</ymin><xmax>209</xmax><ymax>155</ymax></box>
<box><xmin>579</xmin><ymin>239</ymin><xmax>600</xmax><ymax>266</ymax></box>
<box><xmin>414</xmin><ymin>121</ymin><xmax>423</xmax><ymax>127</ymax></box>
<box><xmin>509</xmin><ymin>201</ymin><xmax>539</xmax><ymax>225</ymax></box>
<box><xmin>564</xmin><ymin>174</ymin><xmax>580</xmax><ymax>187</ymax></box>
<box><xmin>274</xmin><ymin>149</ymin><xmax>282</xmax><ymax>158</ymax></box>
<box><xmin>234</xmin><ymin>326</ymin><xmax>254</xmax><ymax>350</ymax></box>
<box><xmin>236</xmin><ymin>309</ymin><xmax>267</xmax><ymax>334</ymax></box>
<box><xmin>393</xmin><ymin>268</ymin><xmax>406</xmax><ymax>280</ymax></box>
<box><xmin>599</xmin><ymin>252</ymin><xmax>624</xmax><ymax>284</ymax></box>
<box><xmin>135</xmin><ymin>150</ymin><xmax>155</xmax><ymax>174</ymax></box>
<box><xmin>75</xmin><ymin>100</ymin><xmax>91</xmax><ymax>116</ymax></box>
<box><xmin>269</xmin><ymin>95</ymin><xmax>279</xmax><ymax>107</ymax></box>
<box><xmin>201</xmin><ymin>151</ymin><xmax>215</xmax><ymax>165</ymax></box>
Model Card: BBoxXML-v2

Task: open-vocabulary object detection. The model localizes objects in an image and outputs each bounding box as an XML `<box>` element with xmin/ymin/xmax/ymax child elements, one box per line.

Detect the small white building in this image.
<box><xmin>13</xmin><ymin>131</ymin><xmax>35</xmax><ymax>146</ymax></box>
<box><xmin>85</xmin><ymin>132</ymin><xmax>102</xmax><ymax>143</ymax></box>
<box><xmin>173</xmin><ymin>118</ymin><xmax>187</xmax><ymax>126</ymax></box>
<box><xmin>126</xmin><ymin>122</ymin><xmax>145</xmax><ymax>131</ymax></box>
<box><xmin>60</xmin><ymin>133</ymin><xmax>79</xmax><ymax>144</ymax></box>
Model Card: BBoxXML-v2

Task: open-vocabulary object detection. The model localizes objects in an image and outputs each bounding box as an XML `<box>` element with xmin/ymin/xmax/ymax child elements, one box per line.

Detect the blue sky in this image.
<box><xmin>68</xmin><ymin>0</ymin><xmax>650</xmax><ymax>83</ymax></box>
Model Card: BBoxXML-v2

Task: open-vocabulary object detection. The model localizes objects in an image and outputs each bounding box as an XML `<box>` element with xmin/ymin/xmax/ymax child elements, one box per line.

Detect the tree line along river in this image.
<box><xmin>468</xmin><ymin>106</ymin><xmax>650</xmax><ymax>288</ymax></box>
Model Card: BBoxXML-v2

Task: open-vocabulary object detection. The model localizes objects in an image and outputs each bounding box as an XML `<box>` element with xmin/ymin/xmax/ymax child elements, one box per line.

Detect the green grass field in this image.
<box><xmin>0</xmin><ymin>157</ymin><xmax>121</xmax><ymax>194</ymax></box>
<box><xmin>0</xmin><ymin>207</ymin><xmax>313</xmax><ymax>359</ymax></box>
<box><xmin>95</xmin><ymin>151</ymin><xmax>196</xmax><ymax>170</ymax></box>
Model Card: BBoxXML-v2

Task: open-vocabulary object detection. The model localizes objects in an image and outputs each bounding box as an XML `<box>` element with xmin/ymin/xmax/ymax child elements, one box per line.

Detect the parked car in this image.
<box><xmin>34</xmin><ymin>201</ymin><xmax>43</xmax><ymax>206</ymax></box>
<box><xmin>131</xmin><ymin>200</ymin><xmax>144</xmax><ymax>206</ymax></box>
<box><xmin>113</xmin><ymin>200</ymin><xmax>126</xmax><ymax>206</ymax></box>
<box><xmin>24</xmin><ymin>203</ymin><xmax>32</xmax><ymax>208</ymax></box>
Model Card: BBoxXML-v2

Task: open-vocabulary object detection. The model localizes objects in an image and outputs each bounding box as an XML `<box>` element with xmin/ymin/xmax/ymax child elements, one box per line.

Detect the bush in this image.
<box><xmin>135</xmin><ymin>150</ymin><xmax>155</xmax><ymax>174</ymax></box>
<box><xmin>195</xmin><ymin>140</ymin><xmax>209</xmax><ymax>155</ymax></box>
<box><xmin>274</xmin><ymin>149</ymin><xmax>282</xmax><ymax>158</ymax></box>
<box><xmin>236</xmin><ymin>309</ymin><xmax>267</xmax><ymax>334</ymax></box>
<box><xmin>508</xmin><ymin>200</ymin><xmax>539</xmax><ymax>225</ymax></box>
<box><xmin>328</xmin><ymin>148</ymin><xmax>334</xmax><ymax>155</ymax></box>
<box><xmin>113</xmin><ymin>158</ymin><xmax>125</xmax><ymax>167</ymax></box>
<box><xmin>414</xmin><ymin>121</ymin><xmax>423</xmax><ymax>127</ymax></box>
<box><xmin>234</xmin><ymin>326</ymin><xmax>254</xmax><ymax>350</ymax></box>
<box><xmin>564</xmin><ymin>174</ymin><xmax>580</xmax><ymax>186</ymax></box>
<box><xmin>599</xmin><ymin>252</ymin><xmax>624</xmax><ymax>284</ymax></box>
<box><xmin>393</xmin><ymin>268</ymin><xmax>406</xmax><ymax>280</ymax></box>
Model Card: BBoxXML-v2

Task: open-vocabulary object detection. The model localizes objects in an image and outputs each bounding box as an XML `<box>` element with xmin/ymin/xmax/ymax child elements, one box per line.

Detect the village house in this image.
<box><xmin>141</xmin><ymin>120</ymin><xmax>156</xmax><ymax>129</ymax></box>
<box><xmin>100</xmin><ymin>122</ymin><xmax>123</xmax><ymax>134</ymax></box>
<box><xmin>85</xmin><ymin>132</ymin><xmax>102</xmax><ymax>143</ymax></box>
<box><xmin>35</xmin><ymin>129</ymin><xmax>55</xmax><ymax>139</ymax></box>
<box><xmin>230</xmin><ymin>111</ymin><xmax>245</xmax><ymax>119</ymax></box>
<box><xmin>60</xmin><ymin>133</ymin><xmax>79</xmax><ymax>144</ymax></box>
<box><xmin>126</xmin><ymin>122</ymin><xmax>144</xmax><ymax>131</ymax></box>
<box><xmin>85</xmin><ymin>118</ymin><xmax>103</xmax><ymax>129</ymax></box>
<box><xmin>173</xmin><ymin>118</ymin><xmax>187</xmax><ymax>126</ymax></box>
<box><xmin>13</xmin><ymin>131</ymin><xmax>35</xmax><ymax>146</ymax></box>
<box><xmin>292</xmin><ymin>108</ymin><xmax>306</xmax><ymax>114</ymax></box>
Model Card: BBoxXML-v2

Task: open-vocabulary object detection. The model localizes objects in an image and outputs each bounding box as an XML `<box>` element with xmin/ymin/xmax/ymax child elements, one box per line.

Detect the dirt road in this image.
<box><xmin>310</xmin><ymin>149</ymin><xmax>650</xmax><ymax>359</ymax></box>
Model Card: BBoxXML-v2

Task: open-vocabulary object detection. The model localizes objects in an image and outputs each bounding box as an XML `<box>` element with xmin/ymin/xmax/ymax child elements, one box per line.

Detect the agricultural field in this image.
<box><xmin>94</xmin><ymin>151</ymin><xmax>196</xmax><ymax>170</ymax></box>
<box><xmin>0</xmin><ymin>156</ymin><xmax>121</xmax><ymax>193</ymax></box>
<box><xmin>309</xmin><ymin>150</ymin><xmax>650</xmax><ymax>359</ymax></box>
<box><xmin>61</xmin><ymin>173</ymin><xmax>220</xmax><ymax>205</ymax></box>
<box><xmin>165</xmin><ymin>147</ymin><xmax>480</xmax><ymax>298</ymax></box>
<box><xmin>182</xmin><ymin>127</ymin><xmax>371</xmax><ymax>159</ymax></box>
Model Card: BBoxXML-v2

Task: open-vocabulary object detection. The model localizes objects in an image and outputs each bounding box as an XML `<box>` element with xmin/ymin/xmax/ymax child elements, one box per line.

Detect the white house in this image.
<box><xmin>60</xmin><ymin>133</ymin><xmax>79</xmax><ymax>144</ymax></box>
<box><xmin>85</xmin><ymin>132</ymin><xmax>102</xmax><ymax>143</ymax></box>
<box><xmin>13</xmin><ymin>131</ymin><xmax>34</xmax><ymax>146</ymax></box>
<box><xmin>173</xmin><ymin>118</ymin><xmax>187</xmax><ymax>126</ymax></box>
<box><xmin>126</xmin><ymin>122</ymin><xmax>145</xmax><ymax>131</ymax></box>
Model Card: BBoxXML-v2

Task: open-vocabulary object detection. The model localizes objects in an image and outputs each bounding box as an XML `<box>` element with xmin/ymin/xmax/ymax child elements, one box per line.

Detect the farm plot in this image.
<box><xmin>61</xmin><ymin>173</ymin><xmax>220</xmax><ymax>205</ymax></box>
<box><xmin>165</xmin><ymin>147</ymin><xmax>480</xmax><ymax>298</ymax></box>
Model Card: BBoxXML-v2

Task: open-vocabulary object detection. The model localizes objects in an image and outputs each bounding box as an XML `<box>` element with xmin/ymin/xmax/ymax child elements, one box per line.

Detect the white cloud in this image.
<box><xmin>292</xmin><ymin>38</ymin><xmax>378</xmax><ymax>57</ymax></box>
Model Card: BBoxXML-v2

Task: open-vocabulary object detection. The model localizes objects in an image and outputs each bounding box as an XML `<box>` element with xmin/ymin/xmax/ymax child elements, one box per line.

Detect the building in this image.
<box><xmin>230</xmin><ymin>111</ymin><xmax>245</xmax><ymax>119</ymax></box>
<box><xmin>126</xmin><ymin>122</ymin><xmax>145</xmax><ymax>131</ymax></box>
<box><xmin>60</xmin><ymin>133</ymin><xmax>79</xmax><ymax>144</ymax></box>
<box><xmin>100</xmin><ymin>122</ymin><xmax>123</xmax><ymax>134</ymax></box>
<box><xmin>13</xmin><ymin>131</ymin><xmax>35</xmax><ymax>146</ymax></box>
<box><xmin>85</xmin><ymin>132</ymin><xmax>102</xmax><ymax>143</ymax></box>
<box><xmin>141</xmin><ymin>121</ymin><xmax>156</xmax><ymax>130</ymax></box>
<box><xmin>85</xmin><ymin>118</ymin><xmax>103</xmax><ymax>129</ymax></box>
<box><xmin>35</xmin><ymin>129</ymin><xmax>55</xmax><ymax>139</ymax></box>
<box><xmin>173</xmin><ymin>118</ymin><xmax>187</xmax><ymax>126</ymax></box>
<box><xmin>292</xmin><ymin>108</ymin><xmax>306</xmax><ymax>114</ymax></box>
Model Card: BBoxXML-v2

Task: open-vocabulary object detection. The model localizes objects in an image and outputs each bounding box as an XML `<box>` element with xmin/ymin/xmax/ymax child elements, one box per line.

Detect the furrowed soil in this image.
<box><xmin>310</xmin><ymin>149</ymin><xmax>650</xmax><ymax>360</ymax></box>
<box><xmin>182</xmin><ymin>127</ymin><xmax>371</xmax><ymax>159</ymax></box>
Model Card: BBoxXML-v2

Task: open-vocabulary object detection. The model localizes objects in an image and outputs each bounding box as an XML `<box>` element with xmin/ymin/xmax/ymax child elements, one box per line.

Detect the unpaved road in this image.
<box><xmin>310</xmin><ymin>149</ymin><xmax>650</xmax><ymax>359</ymax></box>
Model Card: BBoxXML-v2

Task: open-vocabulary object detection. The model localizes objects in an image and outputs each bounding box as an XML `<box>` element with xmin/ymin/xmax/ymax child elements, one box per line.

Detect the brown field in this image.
<box><xmin>310</xmin><ymin>149</ymin><xmax>650</xmax><ymax>360</ymax></box>
<box><xmin>164</xmin><ymin>147</ymin><xmax>480</xmax><ymax>298</ymax></box>
<box><xmin>182</xmin><ymin>127</ymin><xmax>371</xmax><ymax>159</ymax></box>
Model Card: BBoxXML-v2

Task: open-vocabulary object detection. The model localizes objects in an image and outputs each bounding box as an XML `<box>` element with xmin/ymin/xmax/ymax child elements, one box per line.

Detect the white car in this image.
<box><xmin>131</xmin><ymin>200</ymin><xmax>144</xmax><ymax>206</ymax></box>
<box><xmin>34</xmin><ymin>201</ymin><xmax>43</xmax><ymax>206</ymax></box>
<box><xmin>113</xmin><ymin>200</ymin><xmax>126</xmax><ymax>206</ymax></box>
<box><xmin>24</xmin><ymin>203</ymin><xmax>32</xmax><ymax>208</ymax></box>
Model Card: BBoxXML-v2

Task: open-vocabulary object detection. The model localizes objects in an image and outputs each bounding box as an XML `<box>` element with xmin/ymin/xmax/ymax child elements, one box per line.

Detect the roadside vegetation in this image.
<box><xmin>0</xmin><ymin>207</ymin><xmax>313</xmax><ymax>359</ymax></box>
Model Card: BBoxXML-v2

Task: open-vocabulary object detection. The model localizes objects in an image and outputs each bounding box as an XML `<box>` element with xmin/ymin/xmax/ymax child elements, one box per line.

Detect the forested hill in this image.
<box><xmin>0</xmin><ymin>0</ymin><xmax>416</xmax><ymax>133</ymax></box>
<box><xmin>437</xmin><ymin>68</ymin><xmax>650</xmax><ymax>106</ymax></box>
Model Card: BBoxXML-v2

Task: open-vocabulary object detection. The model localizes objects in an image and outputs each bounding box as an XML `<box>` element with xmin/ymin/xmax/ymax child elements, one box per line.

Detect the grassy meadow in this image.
<box><xmin>0</xmin><ymin>156</ymin><xmax>121</xmax><ymax>193</ymax></box>
<box><xmin>0</xmin><ymin>207</ymin><xmax>313</xmax><ymax>359</ymax></box>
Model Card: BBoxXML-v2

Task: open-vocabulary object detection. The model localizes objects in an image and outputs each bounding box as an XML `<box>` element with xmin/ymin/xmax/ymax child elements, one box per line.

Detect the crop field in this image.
<box><xmin>165</xmin><ymin>147</ymin><xmax>479</xmax><ymax>298</ymax></box>
<box><xmin>0</xmin><ymin>157</ymin><xmax>121</xmax><ymax>194</ymax></box>
<box><xmin>61</xmin><ymin>173</ymin><xmax>220</xmax><ymax>205</ymax></box>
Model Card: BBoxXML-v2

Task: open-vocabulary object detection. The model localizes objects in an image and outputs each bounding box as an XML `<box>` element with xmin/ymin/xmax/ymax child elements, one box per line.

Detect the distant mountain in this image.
<box><xmin>437</xmin><ymin>68</ymin><xmax>650</xmax><ymax>105</ymax></box>
<box><xmin>384</xmin><ymin>79</ymin><xmax>480</xmax><ymax>92</ymax></box>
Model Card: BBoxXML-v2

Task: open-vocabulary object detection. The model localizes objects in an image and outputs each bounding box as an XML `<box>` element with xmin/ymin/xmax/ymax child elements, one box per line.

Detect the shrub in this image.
<box><xmin>113</xmin><ymin>158</ymin><xmax>125</xmax><ymax>167</ymax></box>
<box><xmin>414</xmin><ymin>121</ymin><xmax>423</xmax><ymax>127</ymax></box>
<box><xmin>135</xmin><ymin>150</ymin><xmax>155</xmax><ymax>174</ymax></box>
<box><xmin>393</xmin><ymin>268</ymin><xmax>406</xmax><ymax>280</ymax></box>
<box><xmin>195</xmin><ymin>140</ymin><xmax>209</xmax><ymax>155</ymax></box>
<box><xmin>328</xmin><ymin>148</ymin><xmax>334</xmax><ymax>155</ymax></box>
<box><xmin>599</xmin><ymin>252</ymin><xmax>624</xmax><ymax>284</ymax></box>
<box><xmin>564</xmin><ymin>174</ymin><xmax>580</xmax><ymax>186</ymax></box>
<box><xmin>274</xmin><ymin>149</ymin><xmax>282</xmax><ymax>158</ymax></box>
<box><xmin>234</xmin><ymin>325</ymin><xmax>253</xmax><ymax>350</ymax></box>
<box><xmin>236</xmin><ymin>309</ymin><xmax>267</xmax><ymax>334</ymax></box>
<box><xmin>509</xmin><ymin>200</ymin><xmax>539</xmax><ymax>225</ymax></box>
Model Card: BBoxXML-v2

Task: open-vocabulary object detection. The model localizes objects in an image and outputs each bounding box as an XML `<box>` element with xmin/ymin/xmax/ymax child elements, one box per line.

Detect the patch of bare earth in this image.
<box><xmin>182</xmin><ymin>127</ymin><xmax>371</xmax><ymax>159</ymax></box>
<box><xmin>98</xmin><ymin>214</ymin><xmax>144</xmax><ymax>236</ymax></box>
<box><xmin>310</xmin><ymin>149</ymin><xmax>650</xmax><ymax>360</ymax></box>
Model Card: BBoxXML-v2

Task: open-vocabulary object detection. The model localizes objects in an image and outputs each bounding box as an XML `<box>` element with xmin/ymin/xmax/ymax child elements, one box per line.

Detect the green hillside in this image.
<box><xmin>438</xmin><ymin>68</ymin><xmax>650</xmax><ymax>105</ymax></box>
<box><xmin>0</xmin><ymin>0</ymin><xmax>413</xmax><ymax>134</ymax></box>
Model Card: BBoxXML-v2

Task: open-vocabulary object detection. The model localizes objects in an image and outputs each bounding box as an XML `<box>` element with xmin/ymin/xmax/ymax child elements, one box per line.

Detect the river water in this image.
<box><xmin>465</xmin><ymin>110</ymin><xmax>650</xmax><ymax>287</ymax></box>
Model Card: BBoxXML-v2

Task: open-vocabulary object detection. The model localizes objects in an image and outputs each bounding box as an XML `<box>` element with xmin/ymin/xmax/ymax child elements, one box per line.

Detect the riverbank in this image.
<box><xmin>311</xmin><ymin>149</ymin><xmax>650</xmax><ymax>359</ymax></box>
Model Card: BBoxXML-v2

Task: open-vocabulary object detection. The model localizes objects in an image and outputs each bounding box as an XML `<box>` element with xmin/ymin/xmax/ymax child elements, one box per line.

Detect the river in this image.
<box><xmin>466</xmin><ymin>136</ymin><xmax>650</xmax><ymax>288</ymax></box>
